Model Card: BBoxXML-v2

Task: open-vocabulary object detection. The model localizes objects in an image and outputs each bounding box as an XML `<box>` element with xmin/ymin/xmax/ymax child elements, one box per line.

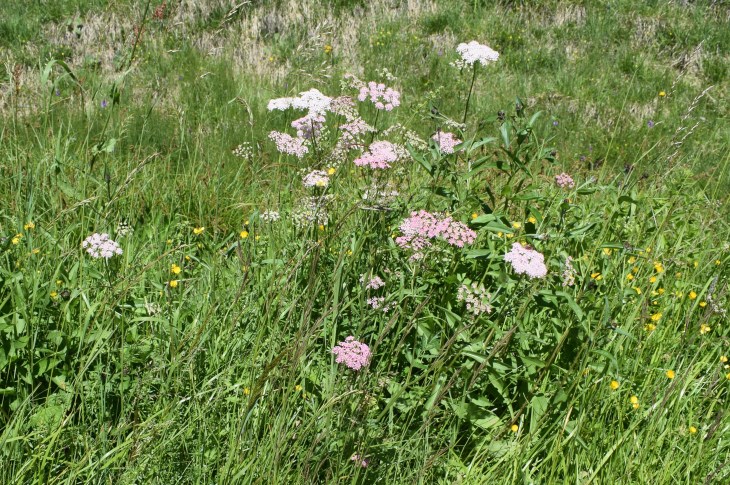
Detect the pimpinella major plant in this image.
<box><xmin>1</xmin><ymin>30</ymin><xmax>729</xmax><ymax>485</ymax></box>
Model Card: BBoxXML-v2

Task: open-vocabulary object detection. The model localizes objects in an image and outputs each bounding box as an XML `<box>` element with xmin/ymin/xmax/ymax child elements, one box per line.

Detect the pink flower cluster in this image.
<box><xmin>354</xmin><ymin>141</ymin><xmax>400</xmax><ymax>169</ymax></box>
<box><xmin>302</xmin><ymin>170</ymin><xmax>329</xmax><ymax>188</ymax></box>
<box><xmin>82</xmin><ymin>233</ymin><xmax>122</xmax><ymax>259</ymax></box>
<box><xmin>268</xmin><ymin>131</ymin><xmax>308</xmax><ymax>158</ymax></box>
<box><xmin>340</xmin><ymin>118</ymin><xmax>374</xmax><ymax>148</ymax></box>
<box><xmin>361</xmin><ymin>274</ymin><xmax>385</xmax><ymax>289</ymax></box>
<box><xmin>504</xmin><ymin>243</ymin><xmax>548</xmax><ymax>279</ymax></box>
<box><xmin>358</xmin><ymin>81</ymin><xmax>400</xmax><ymax>111</ymax></box>
<box><xmin>332</xmin><ymin>337</ymin><xmax>371</xmax><ymax>371</ymax></box>
<box><xmin>456</xmin><ymin>41</ymin><xmax>500</xmax><ymax>66</ymax></box>
<box><xmin>291</xmin><ymin>114</ymin><xmax>325</xmax><ymax>139</ymax></box>
<box><xmin>555</xmin><ymin>172</ymin><xmax>575</xmax><ymax>189</ymax></box>
<box><xmin>350</xmin><ymin>454</ymin><xmax>369</xmax><ymax>468</ymax></box>
<box><xmin>396</xmin><ymin>210</ymin><xmax>477</xmax><ymax>257</ymax></box>
<box><xmin>432</xmin><ymin>132</ymin><xmax>462</xmax><ymax>154</ymax></box>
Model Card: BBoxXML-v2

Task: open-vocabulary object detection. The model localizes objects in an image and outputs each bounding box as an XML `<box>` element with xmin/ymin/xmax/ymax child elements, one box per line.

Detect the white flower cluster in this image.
<box><xmin>260</xmin><ymin>210</ymin><xmax>281</xmax><ymax>223</ymax></box>
<box><xmin>267</xmin><ymin>88</ymin><xmax>331</xmax><ymax>116</ymax></box>
<box><xmin>302</xmin><ymin>170</ymin><xmax>330</xmax><ymax>188</ymax></box>
<box><xmin>454</xmin><ymin>41</ymin><xmax>499</xmax><ymax>69</ymax></box>
<box><xmin>82</xmin><ymin>233</ymin><xmax>123</xmax><ymax>259</ymax></box>
<box><xmin>457</xmin><ymin>282</ymin><xmax>492</xmax><ymax>316</ymax></box>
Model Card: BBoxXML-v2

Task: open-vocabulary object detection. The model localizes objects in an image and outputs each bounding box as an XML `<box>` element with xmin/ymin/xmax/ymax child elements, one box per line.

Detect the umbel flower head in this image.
<box><xmin>432</xmin><ymin>132</ymin><xmax>462</xmax><ymax>154</ymax></box>
<box><xmin>357</xmin><ymin>81</ymin><xmax>401</xmax><ymax>111</ymax></box>
<box><xmin>456</xmin><ymin>41</ymin><xmax>500</xmax><ymax>66</ymax></box>
<box><xmin>396</xmin><ymin>210</ymin><xmax>477</xmax><ymax>259</ymax></box>
<box><xmin>82</xmin><ymin>233</ymin><xmax>122</xmax><ymax>259</ymax></box>
<box><xmin>504</xmin><ymin>242</ymin><xmax>548</xmax><ymax>278</ymax></box>
<box><xmin>354</xmin><ymin>141</ymin><xmax>401</xmax><ymax>169</ymax></box>
<box><xmin>302</xmin><ymin>170</ymin><xmax>330</xmax><ymax>188</ymax></box>
<box><xmin>332</xmin><ymin>337</ymin><xmax>371</xmax><ymax>371</ymax></box>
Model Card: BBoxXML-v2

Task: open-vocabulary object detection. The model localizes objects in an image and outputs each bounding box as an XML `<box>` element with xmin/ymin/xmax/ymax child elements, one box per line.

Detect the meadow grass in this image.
<box><xmin>1</xmin><ymin>0</ymin><xmax>729</xmax><ymax>483</ymax></box>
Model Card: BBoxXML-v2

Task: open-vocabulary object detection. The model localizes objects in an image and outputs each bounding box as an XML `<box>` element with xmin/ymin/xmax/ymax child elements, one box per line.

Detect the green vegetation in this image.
<box><xmin>1</xmin><ymin>0</ymin><xmax>728</xmax><ymax>483</ymax></box>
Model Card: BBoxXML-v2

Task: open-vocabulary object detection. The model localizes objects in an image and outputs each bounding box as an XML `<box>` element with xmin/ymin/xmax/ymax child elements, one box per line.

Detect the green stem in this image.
<box><xmin>462</xmin><ymin>64</ymin><xmax>478</xmax><ymax>125</ymax></box>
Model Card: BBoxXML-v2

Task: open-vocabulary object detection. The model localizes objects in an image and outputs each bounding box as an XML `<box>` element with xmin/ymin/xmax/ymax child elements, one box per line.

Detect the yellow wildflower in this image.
<box><xmin>169</xmin><ymin>280</ymin><xmax>179</xmax><ymax>288</ymax></box>
<box><xmin>511</xmin><ymin>424</ymin><xmax>519</xmax><ymax>433</ymax></box>
<box><xmin>327</xmin><ymin>167</ymin><xmax>336</xmax><ymax>175</ymax></box>
<box><xmin>633</xmin><ymin>287</ymin><xmax>642</xmax><ymax>295</ymax></box>
<box><xmin>240</xmin><ymin>230</ymin><xmax>249</xmax><ymax>239</ymax></box>
<box><xmin>50</xmin><ymin>291</ymin><xmax>58</xmax><ymax>299</ymax></box>
<box><xmin>610</xmin><ymin>380</ymin><xmax>620</xmax><ymax>390</ymax></box>
<box><xmin>644</xmin><ymin>323</ymin><xmax>656</xmax><ymax>332</ymax></box>
<box><xmin>506</xmin><ymin>233</ymin><xmax>514</xmax><ymax>239</ymax></box>
<box><xmin>471</xmin><ymin>213</ymin><xmax>478</xmax><ymax>220</ymax></box>
<box><xmin>32</xmin><ymin>248</ymin><xmax>40</xmax><ymax>254</ymax></box>
<box><xmin>649</xmin><ymin>276</ymin><xmax>657</xmax><ymax>283</ymax></box>
<box><xmin>720</xmin><ymin>356</ymin><xmax>728</xmax><ymax>364</ymax></box>
<box><xmin>318</xmin><ymin>224</ymin><xmax>325</xmax><ymax>231</ymax></box>
<box><xmin>591</xmin><ymin>272</ymin><xmax>602</xmax><ymax>281</ymax></box>
<box><xmin>653</xmin><ymin>262</ymin><xmax>664</xmax><ymax>273</ymax></box>
<box><xmin>651</xmin><ymin>313</ymin><xmax>662</xmax><ymax>322</ymax></box>
<box><xmin>193</xmin><ymin>227</ymin><xmax>204</xmax><ymax>235</ymax></box>
<box><xmin>295</xmin><ymin>385</ymin><xmax>302</xmax><ymax>392</ymax></box>
<box><xmin>715</xmin><ymin>260</ymin><xmax>721</xmax><ymax>265</ymax></box>
<box><xmin>689</xmin><ymin>291</ymin><xmax>697</xmax><ymax>300</ymax></box>
<box><xmin>659</xmin><ymin>91</ymin><xmax>666</xmax><ymax>97</ymax></box>
<box><xmin>630</xmin><ymin>396</ymin><xmax>639</xmax><ymax>409</ymax></box>
<box><xmin>11</xmin><ymin>234</ymin><xmax>22</xmax><ymax>245</ymax></box>
<box><xmin>632</xmin><ymin>266</ymin><xmax>639</xmax><ymax>274</ymax></box>
<box><xmin>689</xmin><ymin>426</ymin><xmax>697</xmax><ymax>434</ymax></box>
<box><xmin>628</xmin><ymin>256</ymin><xmax>637</xmax><ymax>264</ymax></box>
<box><xmin>324</xmin><ymin>44</ymin><xmax>333</xmax><ymax>54</ymax></box>
<box><xmin>699</xmin><ymin>301</ymin><xmax>707</xmax><ymax>308</ymax></box>
<box><xmin>497</xmin><ymin>232</ymin><xmax>503</xmax><ymax>237</ymax></box>
<box><xmin>693</xmin><ymin>260</ymin><xmax>698</xmax><ymax>268</ymax></box>
<box><xmin>528</xmin><ymin>216</ymin><xmax>537</xmax><ymax>224</ymax></box>
<box><xmin>512</xmin><ymin>222</ymin><xmax>521</xmax><ymax>229</ymax></box>
<box><xmin>603</xmin><ymin>248</ymin><xmax>612</xmax><ymax>256</ymax></box>
<box><xmin>700</xmin><ymin>324</ymin><xmax>710</xmax><ymax>334</ymax></box>
<box><xmin>666</xmin><ymin>369</ymin><xmax>675</xmax><ymax>379</ymax></box>
<box><xmin>626</xmin><ymin>274</ymin><xmax>634</xmax><ymax>281</ymax></box>
<box><xmin>658</xmin><ymin>288</ymin><xmax>665</xmax><ymax>295</ymax></box>
<box><xmin>171</xmin><ymin>264</ymin><xmax>181</xmax><ymax>275</ymax></box>
<box><xmin>243</xmin><ymin>387</ymin><xmax>250</xmax><ymax>395</ymax></box>
<box><xmin>24</xmin><ymin>221</ymin><xmax>35</xmax><ymax>230</ymax></box>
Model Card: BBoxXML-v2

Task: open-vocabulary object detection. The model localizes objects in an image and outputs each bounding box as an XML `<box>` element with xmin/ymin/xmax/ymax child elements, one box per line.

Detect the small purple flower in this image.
<box><xmin>552</xmin><ymin>120</ymin><xmax>559</xmax><ymax>126</ymax></box>
<box><xmin>101</xmin><ymin>99</ymin><xmax>108</xmax><ymax>108</ymax></box>
<box><xmin>55</xmin><ymin>89</ymin><xmax>61</xmax><ymax>96</ymax></box>
<box><xmin>647</xmin><ymin>120</ymin><xmax>655</xmax><ymax>128</ymax></box>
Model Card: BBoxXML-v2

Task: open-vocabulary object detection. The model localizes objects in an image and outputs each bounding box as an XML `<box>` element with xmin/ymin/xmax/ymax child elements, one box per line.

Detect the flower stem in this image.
<box><xmin>462</xmin><ymin>64</ymin><xmax>478</xmax><ymax>125</ymax></box>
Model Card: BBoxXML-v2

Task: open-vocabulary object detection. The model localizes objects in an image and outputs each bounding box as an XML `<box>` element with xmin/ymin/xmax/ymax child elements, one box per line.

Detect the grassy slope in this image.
<box><xmin>0</xmin><ymin>0</ymin><xmax>729</xmax><ymax>483</ymax></box>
